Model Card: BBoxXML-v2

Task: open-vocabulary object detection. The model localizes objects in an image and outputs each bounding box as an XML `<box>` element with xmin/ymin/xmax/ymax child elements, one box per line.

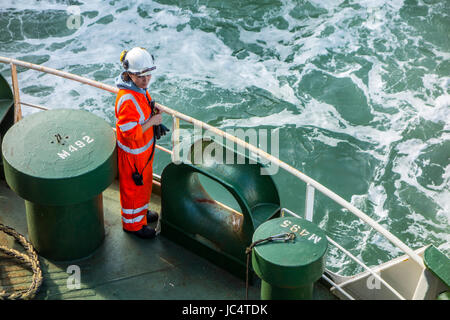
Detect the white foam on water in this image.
<box><xmin>220</xmin><ymin>99</ymin><xmax>402</xmax><ymax>160</ymax></box>
<box><xmin>367</xmin><ymin>184</ymin><xmax>389</xmax><ymax>218</ymax></box>
<box><xmin>391</xmin><ymin>136</ymin><xmax>450</xmax><ymax>248</ymax></box>
<box><xmin>420</xmin><ymin>94</ymin><xmax>450</xmax><ymax>130</ymax></box>
<box><xmin>307</xmin><ymin>0</ymin><xmax>346</xmax><ymax>9</ymax></box>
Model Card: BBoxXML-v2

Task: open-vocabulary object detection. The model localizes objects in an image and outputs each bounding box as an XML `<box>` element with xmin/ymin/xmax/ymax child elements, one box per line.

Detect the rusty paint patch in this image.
<box><xmin>195</xmin><ymin>198</ymin><xmax>216</xmax><ymax>205</ymax></box>
<box><xmin>226</xmin><ymin>212</ymin><xmax>243</xmax><ymax>233</ymax></box>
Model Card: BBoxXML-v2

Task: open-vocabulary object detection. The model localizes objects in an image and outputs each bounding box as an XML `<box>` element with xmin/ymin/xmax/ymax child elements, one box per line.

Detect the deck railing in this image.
<box><xmin>0</xmin><ymin>56</ymin><xmax>425</xmax><ymax>299</ymax></box>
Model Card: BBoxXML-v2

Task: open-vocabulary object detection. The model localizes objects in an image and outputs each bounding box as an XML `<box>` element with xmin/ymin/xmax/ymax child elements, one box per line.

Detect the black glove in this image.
<box><xmin>154</xmin><ymin>124</ymin><xmax>161</xmax><ymax>140</ymax></box>
<box><xmin>153</xmin><ymin>124</ymin><xmax>170</xmax><ymax>140</ymax></box>
<box><xmin>149</xmin><ymin>99</ymin><xmax>170</xmax><ymax>140</ymax></box>
<box><xmin>159</xmin><ymin>124</ymin><xmax>170</xmax><ymax>136</ymax></box>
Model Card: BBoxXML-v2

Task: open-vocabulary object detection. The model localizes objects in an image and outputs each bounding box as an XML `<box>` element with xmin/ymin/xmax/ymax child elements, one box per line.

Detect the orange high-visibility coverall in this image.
<box><xmin>115</xmin><ymin>89</ymin><xmax>155</xmax><ymax>231</ymax></box>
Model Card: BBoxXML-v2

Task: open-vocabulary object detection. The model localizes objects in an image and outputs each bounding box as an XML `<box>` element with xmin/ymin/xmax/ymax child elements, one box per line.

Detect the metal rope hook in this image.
<box><xmin>245</xmin><ymin>232</ymin><xmax>296</xmax><ymax>299</ymax></box>
<box><xmin>0</xmin><ymin>223</ymin><xmax>43</xmax><ymax>300</ymax></box>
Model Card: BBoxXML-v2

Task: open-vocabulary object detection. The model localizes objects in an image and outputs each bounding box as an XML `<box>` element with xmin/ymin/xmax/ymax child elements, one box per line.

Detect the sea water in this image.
<box><xmin>0</xmin><ymin>0</ymin><xmax>448</xmax><ymax>275</ymax></box>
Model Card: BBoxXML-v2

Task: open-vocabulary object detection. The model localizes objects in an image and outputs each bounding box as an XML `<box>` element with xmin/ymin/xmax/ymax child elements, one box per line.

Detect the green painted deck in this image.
<box><xmin>0</xmin><ymin>178</ymin><xmax>337</xmax><ymax>300</ymax></box>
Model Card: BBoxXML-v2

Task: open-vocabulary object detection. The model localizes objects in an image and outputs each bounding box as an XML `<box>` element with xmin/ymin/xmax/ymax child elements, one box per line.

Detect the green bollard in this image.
<box><xmin>2</xmin><ymin>109</ymin><xmax>117</xmax><ymax>261</ymax></box>
<box><xmin>252</xmin><ymin>216</ymin><xmax>328</xmax><ymax>300</ymax></box>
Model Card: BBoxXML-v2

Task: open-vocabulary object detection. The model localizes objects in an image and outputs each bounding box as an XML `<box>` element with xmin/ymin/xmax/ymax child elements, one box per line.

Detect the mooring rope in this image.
<box><xmin>0</xmin><ymin>223</ymin><xmax>43</xmax><ymax>300</ymax></box>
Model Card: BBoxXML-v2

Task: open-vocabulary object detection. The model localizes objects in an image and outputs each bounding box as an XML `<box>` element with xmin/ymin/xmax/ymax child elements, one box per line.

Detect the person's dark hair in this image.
<box><xmin>122</xmin><ymin>72</ymin><xmax>131</xmax><ymax>82</ymax></box>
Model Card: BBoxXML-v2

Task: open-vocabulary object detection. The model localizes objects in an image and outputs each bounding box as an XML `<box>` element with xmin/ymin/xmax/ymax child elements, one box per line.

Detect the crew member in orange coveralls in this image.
<box><xmin>115</xmin><ymin>47</ymin><xmax>168</xmax><ymax>239</ymax></box>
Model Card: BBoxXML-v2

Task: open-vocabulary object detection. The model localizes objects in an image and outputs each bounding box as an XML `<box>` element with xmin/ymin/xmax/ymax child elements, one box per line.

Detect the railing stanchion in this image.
<box><xmin>172</xmin><ymin>116</ymin><xmax>180</xmax><ymax>164</ymax></box>
<box><xmin>10</xmin><ymin>63</ymin><xmax>22</xmax><ymax>123</ymax></box>
<box><xmin>305</xmin><ymin>184</ymin><xmax>315</xmax><ymax>222</ymax></box>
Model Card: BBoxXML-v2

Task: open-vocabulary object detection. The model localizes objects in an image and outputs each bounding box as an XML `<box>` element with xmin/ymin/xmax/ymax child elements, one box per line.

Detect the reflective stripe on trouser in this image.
<box><xmin>118</xmin><ymin>145</ymin><xmax>154</xmax><ymax>232</ymax></box>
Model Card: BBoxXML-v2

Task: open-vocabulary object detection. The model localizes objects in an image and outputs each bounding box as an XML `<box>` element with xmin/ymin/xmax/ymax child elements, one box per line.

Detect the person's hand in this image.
<box><xmin>142</xmin><ymin>113</ymin><xmax>162</xmax><ymax>132</ymax></box>
<box><xmin>150</xmin><ymin>113</ymin><xmax>162</xmax><ymax>126</ymax></box>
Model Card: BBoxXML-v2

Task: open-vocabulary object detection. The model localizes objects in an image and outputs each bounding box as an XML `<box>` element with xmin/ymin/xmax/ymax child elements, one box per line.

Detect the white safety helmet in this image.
<box><xmin>120</xmin><ymin>47</ymin><xmax>156</xmax><ymax>76</ymax></box>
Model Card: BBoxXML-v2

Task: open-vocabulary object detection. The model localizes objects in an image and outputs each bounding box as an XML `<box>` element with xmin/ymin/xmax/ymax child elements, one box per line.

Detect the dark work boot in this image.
<box><xmin>146</xmin><ymin>210</ymin><xmax>159</xmax><ymax>223</ymax></box>
<box><xmin>123</xmin><ymin>225</ymin><xmax>156</xmax><ymax>239</ymax></box>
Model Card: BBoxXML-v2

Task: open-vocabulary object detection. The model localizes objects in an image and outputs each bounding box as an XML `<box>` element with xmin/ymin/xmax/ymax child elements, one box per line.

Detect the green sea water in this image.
<box><xmin>0</xmin><ymin>0</ymin><xmax>448</xmax><ymax>275</ymax></box>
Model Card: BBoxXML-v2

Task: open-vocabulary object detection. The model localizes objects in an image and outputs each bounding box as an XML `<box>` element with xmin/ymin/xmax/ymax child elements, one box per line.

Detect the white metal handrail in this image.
<box><xmin>321</xmin><ymin>274</ymin><xmax>355</xmax><ymax>300</ymax></box>
<box><xmin>0</xmin><ymin>56</ymin><xmax>425</xmax><ymax>274</ymax></box>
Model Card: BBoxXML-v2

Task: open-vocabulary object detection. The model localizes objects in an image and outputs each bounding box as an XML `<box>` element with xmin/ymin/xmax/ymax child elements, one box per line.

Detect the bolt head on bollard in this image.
<box><xmin>252</xmin><ymin>216</ymin><xmax>328</xmax><ymax>300</ymax></box>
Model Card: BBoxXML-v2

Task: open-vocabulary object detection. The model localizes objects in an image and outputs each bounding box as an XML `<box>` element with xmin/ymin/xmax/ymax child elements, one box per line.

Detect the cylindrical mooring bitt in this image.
<box><xmin>1</xmin><ymin>109</ymin><xmax>117</xmax><ymax>261</ymax></box>
<box><xmin>252</xmin><ymin>216</ymin><xmax>328</xmax><ymax>300</ymax></box>
<box><xmin>25</xmin><ymin>196</ymin><xmax>104</xmax><ymax>261</ymax></box>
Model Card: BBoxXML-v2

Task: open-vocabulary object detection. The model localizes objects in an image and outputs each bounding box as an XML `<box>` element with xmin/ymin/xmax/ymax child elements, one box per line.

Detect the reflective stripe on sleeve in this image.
<box><xmin>119</xmin><ymin>121</ymin><xmax>138</xmax><ymax>132</ymax></box>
